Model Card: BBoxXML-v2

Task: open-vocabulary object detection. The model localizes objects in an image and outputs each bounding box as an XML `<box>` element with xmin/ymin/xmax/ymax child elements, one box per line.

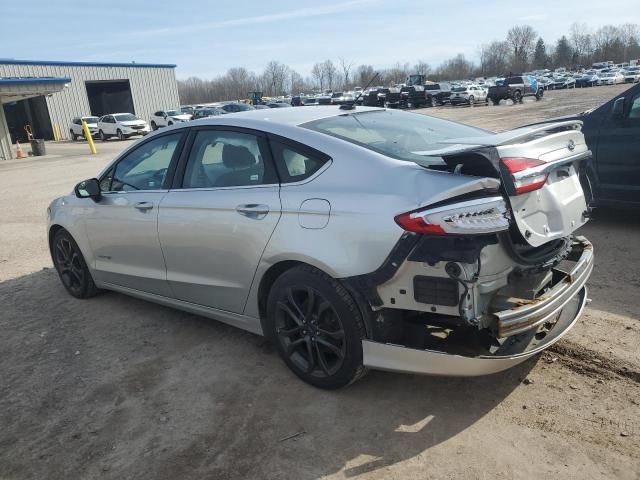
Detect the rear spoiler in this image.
<box><xmin>411</xmin><ymin>121</ymin><xmax>584</xmax><ymax>158</ymax></box>
<box><xmin>439</xmin><ymin>120</ymin><xmax>584</xmax><ymax>147</ymax></box>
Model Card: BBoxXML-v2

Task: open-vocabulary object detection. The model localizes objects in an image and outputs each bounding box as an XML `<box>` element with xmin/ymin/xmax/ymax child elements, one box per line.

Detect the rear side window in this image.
<box><xmin>182</xmin><ymin>130</ymin><xmax>276</xmax><ymax>188</ymax></box>
<box><xmin>269</xmin><ymin>140</ymin><xmax>330</xmax><ymax>183</ymax></box>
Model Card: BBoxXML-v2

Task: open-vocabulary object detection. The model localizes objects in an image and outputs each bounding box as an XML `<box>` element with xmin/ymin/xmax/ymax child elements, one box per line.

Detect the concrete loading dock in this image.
<box><xmin>0</xmin><ymin>59</ymin><xmax>180</xmax><ymax>158</ymax></box>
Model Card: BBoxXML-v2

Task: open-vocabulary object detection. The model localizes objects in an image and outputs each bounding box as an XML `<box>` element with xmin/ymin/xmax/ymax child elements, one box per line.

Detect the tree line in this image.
<box><xmin>178</xmin><ymin>22</ymin><xmax>640</xmax><ymax>104</ymax></box>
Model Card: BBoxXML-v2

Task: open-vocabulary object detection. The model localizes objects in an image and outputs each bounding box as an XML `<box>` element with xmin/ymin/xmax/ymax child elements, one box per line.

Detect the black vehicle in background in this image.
<box><xmin>487</xmin><ymin>76</ymin><xmax>543</xmax><ymax>104</ymax></box>
<box><xmin>424</xmin><ymin>83</ymin><xmax>452</xmax><ymax>106</ymax></box>
<box><xmin>529</xmin><ymin>83</ymin><xmax>640</xmax><ymax>207</ymax></box>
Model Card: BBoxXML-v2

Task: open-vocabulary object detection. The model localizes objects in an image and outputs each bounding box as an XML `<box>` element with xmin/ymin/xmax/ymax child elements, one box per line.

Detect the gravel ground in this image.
<box><xmin>1</xmin><ymin>84</ymin><xmax>639</xmax><ymax>480</ymax></box>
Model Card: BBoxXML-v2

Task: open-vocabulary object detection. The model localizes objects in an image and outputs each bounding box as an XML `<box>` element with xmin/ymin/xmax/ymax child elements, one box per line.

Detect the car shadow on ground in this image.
<box><xmin>1</xmin><ymin>268</ymin><xmax>536</xmax><ymax>479</ymax></box>
<box><xmin>579</xmin><ymin>206</ymin><xmax>640</xmax><ymax>319</ymax></box>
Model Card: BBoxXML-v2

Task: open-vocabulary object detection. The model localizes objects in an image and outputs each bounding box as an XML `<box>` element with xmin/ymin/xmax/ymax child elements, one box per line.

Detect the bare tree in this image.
<box><xmin>338</xmin><ymin>57</ymin><xmax>354</xmax><ymax>89</ymax></box>
<box><xmin>356</xmin><ymin>64</ymin><xmax>375</xmax><ymax>86</ymax></box>
<box><xmin>262</xmin><ymin>61</ymin><xmax>290</xmax><ymax>96</ymax></box>
<box><xmin>570</xmin><ymin>22</ymin><xmax>593</xmax><ymax>65</ymax></box>
<box><xmin>311</xmin><ymin>62</ymin><xmax>325</xmax><ymax>90</ymax></box>
<box><xmin>479</xmin><ymin>41</ymin><xmax>510</xmax><ymax>76</ymax></box>
<box><xmin>322</xmin><ymin>60</ymin><xmax>337</xmax><ymax>90</ymax></box>
<box><xmin>506</xmin><ymin>25</ymin><xmax>537</xmax><ymax>71</ymax></box>
<box><xmin>413</xmin><ymin>61</ymin><xmax>431</xmax><ymax>77</ymax></box>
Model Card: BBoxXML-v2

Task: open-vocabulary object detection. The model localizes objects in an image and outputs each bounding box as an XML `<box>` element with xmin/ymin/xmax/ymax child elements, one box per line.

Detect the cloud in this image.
<box><xmin>131</xmin><ymin>0</ymin><xmax>376</xmax><ymax>37</ymax></box>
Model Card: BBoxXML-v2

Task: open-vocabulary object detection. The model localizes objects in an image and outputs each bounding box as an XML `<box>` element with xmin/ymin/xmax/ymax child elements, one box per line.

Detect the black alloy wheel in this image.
<box><xmin>52</xmin><ymin>230</ymin><xmax>99</xmax><ymax>299</ymax></box>
<box><xmin>266</xmin><ymin>266</ymin><xmax>367</xmax><ymax>389</ymax></box>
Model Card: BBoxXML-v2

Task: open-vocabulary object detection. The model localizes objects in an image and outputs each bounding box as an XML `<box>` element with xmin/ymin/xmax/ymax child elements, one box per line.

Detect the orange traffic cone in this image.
<box><xmin>15</xmin><ymin>141</ymin><xmax>27</xmax><ymax>159</ymax></box>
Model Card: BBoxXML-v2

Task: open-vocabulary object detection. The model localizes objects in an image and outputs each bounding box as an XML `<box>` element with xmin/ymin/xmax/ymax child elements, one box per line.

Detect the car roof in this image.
<box><xmin>197</xmin><ymin>105</ymin><xmax>383</xmax><ymax>127</ymax></box>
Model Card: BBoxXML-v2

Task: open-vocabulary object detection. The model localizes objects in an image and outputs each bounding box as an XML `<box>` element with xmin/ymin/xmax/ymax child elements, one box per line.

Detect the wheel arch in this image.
<box><xmin>255</xmin><ymin>259</ymin><xmax>374</xmax><ymax>340</ymax></box>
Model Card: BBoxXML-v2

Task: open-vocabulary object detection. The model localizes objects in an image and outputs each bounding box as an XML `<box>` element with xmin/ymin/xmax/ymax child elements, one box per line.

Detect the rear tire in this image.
<box><xmin>52</xmin><ymin>229</ymin><xmax>99</xmax><ymax>299</ymax></box>
<box><xmin>512</xmin><ymin>90</ymin><xmax>522</xmax><ymax>104</ymax></box>
<box><xmin>266</xmin><ymin>265</ymin><xmax>367</xmax><ymax>389</ymax></box>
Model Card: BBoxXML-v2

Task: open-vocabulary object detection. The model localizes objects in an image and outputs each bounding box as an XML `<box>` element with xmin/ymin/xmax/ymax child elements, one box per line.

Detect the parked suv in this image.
<box><xmin>150</xmin><ymin>109</ymin><xmax>192</xmax><ymax>130</ymax></box>
<box><xmin>487</xmin><ymin>76</ymin><xmax>543</xmax><ymax>104</ymax></box>
<box><xmin>69</xmin><ymin>116</ymin><xmax>99</xmax><ymax>141</ymax></box>
<box><xmin>97</xmin><ymin>113</ymin><xmax>150</xmax><ymax>141</ymax></box>
<box><xmin>49</xmin><ymin>106</ymin><xmax>593</xmax><ymax>389</ymax></box>
<box><xmin>449</xmin><ymin>85</ymin><xmax>488</xmax><ymax>106</ymax></box>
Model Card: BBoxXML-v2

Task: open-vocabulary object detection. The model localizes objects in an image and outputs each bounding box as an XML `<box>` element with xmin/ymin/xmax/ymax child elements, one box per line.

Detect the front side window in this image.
<box><xmin>182</xmin><ymin>130</ymin><xmax>275</xmax><ymax>188</ymax></box>
<box><xmin>629</xmin><ymin>94</ymin><xmax>640</xmax><ymax>120</ymax></box>
<box><xmin>108</xmin><ymin>133</ymin><xmax>182</xmax><ymax>191</ymax></box>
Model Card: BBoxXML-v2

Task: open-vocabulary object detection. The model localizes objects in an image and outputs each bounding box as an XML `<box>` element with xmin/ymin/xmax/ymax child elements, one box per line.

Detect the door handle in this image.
<box><xmin>134</xmin><ymin>201</ymin><xmax>154</xmax><ymax>211</ymax></box>
<box><xmin>236</xmin><ymin>204</ymin><xmax>269</xmax><ymax>219</ymax></box>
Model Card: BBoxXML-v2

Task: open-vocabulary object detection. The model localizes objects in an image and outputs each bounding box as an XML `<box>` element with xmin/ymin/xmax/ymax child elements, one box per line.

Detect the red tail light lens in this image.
<box><xmin>394</xmin><ymin>197</ymin><xmax>510</xmax><ymax>236</ymax></box>
<box><xmin>394</xmin><ymin>213</ymin><xmax>447</xmax><ymax>235</ymax></box>
<box><xmin>501</xmin><ymin>157</ymin><xmax>549</xmax><ymax>194</ymax></box>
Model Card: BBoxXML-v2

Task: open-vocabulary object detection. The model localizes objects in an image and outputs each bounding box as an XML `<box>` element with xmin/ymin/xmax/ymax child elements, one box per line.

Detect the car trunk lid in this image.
<box><xmin>416</xmin><ymin>121</ymin><xmax>591</xmax><ymax>248</ymax></box>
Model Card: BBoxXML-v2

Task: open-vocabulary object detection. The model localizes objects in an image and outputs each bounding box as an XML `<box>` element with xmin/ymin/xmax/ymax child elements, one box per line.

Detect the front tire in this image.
<box><xmin>117</xmin><ymin>129</ymin><xmax>124</xmax><ymax>141</ymax></box>
<box><xmin>52</xmin><ymin>230</ymin><xmax>99</xmax><ymax>299</ymax></box>
<box><xmin>266</xmin><ymin>265</ymin><xmax>367</xmax><ymax>389</ymax></box>
<box><xmin>99</xmin><ymin>130</ymin><xmax>107</xmax><ymax>141</ymax></box>
<box><xmin>70</xmin><ymin>130</ymin><xmax>78</xmax><ymax>141</ymax></box>
<box><xmin>468</xmin><ymin>95</ymin><xmax>474</xmax><ymax>106</ymax></box>
<box><xmin>151</xmin><ymin>121</ymin><xmax>158</xmax><ymax>131</ymax></box>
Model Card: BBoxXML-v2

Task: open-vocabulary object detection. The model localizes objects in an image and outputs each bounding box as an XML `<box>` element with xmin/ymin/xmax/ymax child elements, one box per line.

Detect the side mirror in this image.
<box><xmin>74</xmin><ymin>178</ymin><xmax>101</xmax><ymax>201</ymax></box>
<box><xmin>612</xmin><ymin>97</ymin><xmax>625</xmax><ymax>119</ymax></box>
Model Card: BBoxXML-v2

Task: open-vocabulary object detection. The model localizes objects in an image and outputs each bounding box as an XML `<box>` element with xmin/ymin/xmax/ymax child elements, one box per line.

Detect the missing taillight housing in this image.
<box><xmin>394</xmin><ymin>197</ymin><xmax>510</xmax><ymax>236</ymax></box>
<box><xmin>501</xmin><ymin>157</ymin><xmax>549</xmax><ymax>195</ymax></box>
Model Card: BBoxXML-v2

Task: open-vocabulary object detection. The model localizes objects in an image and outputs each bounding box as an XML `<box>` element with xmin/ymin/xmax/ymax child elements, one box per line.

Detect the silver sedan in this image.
<box><xmin>48</xmin><ymin>106</ymin><xmax>593</xmax><ymax>388</ymax></box>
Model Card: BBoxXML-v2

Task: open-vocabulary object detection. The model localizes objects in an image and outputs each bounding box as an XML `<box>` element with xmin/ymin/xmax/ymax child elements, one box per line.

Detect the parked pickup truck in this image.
<box><xmin>487</xmin><ymin>76</ymin><xmax>543</xmax><ymax>105</ymax></box>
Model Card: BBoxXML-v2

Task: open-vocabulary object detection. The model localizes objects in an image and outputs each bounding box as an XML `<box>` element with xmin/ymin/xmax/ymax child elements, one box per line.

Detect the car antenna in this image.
<box><xmin>340</xmin><ymin>72</ymin><xmax>379</xmax><ymax>110</ymax></box>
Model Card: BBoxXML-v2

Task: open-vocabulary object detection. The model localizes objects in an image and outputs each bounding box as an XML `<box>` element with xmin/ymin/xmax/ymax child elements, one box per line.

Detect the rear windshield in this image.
<box><xmin>505</xmin><ymin>77</ymin><xmax>523</xmax><ymax>85</ymax></box>
<box><xmin>451</xmin><ymin>87</ymin><xmax>467</xmax><ymax>92</ymax></box>
<box><xmin>424</xmin><ymin>84</ymin><xmax>440</xmax><ymax>90</ymax></box>
<box><xmin>302</xmin><ymin>110</ymin><xmax>487</xmax><ymax>163</ymax></box>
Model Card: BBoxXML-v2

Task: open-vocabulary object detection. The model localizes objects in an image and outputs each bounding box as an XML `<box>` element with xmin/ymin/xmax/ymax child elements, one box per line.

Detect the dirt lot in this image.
<box><xmin>1</xmin><ymin>84</ymin><xmax>639</xmax><ymax>480</ymax></box>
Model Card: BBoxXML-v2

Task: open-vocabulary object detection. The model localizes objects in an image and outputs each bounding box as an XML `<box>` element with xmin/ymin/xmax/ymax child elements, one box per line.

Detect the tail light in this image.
<box><xmin>394</xmin><ymin>197</ymin><xmax>510</xmax><ymax>235</ymax></box>
<box><xmin>501</xmin><ymin>157</ymin><xmax>549</xmax><ymax>194</ymax></box>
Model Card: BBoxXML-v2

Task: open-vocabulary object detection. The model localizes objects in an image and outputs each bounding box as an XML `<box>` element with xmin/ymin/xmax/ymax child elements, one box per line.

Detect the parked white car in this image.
<box><xmin>97</xmin><ymin>113</ymin><xmax>150</xmax><ymax>141</ymax></box>
<box><xmin>449</xmin><ymin>85</ymin><xmax>488</xmax><ymax>105</ymax></box>
<box><xmin>623</xmin><ymin>67</ymin><xmax>640</xmax><ymax>83</ymax></box>
<box><xmin>599</xmin><ymin>71</ymin><xmax>625</xmax><ymax>85</ymax></box>
<box><xmin>150</xmin><ymin>109</ymin><xmax>192</xmax><ymax>130</ymax></box>
<box><xmin>69</xmin><ymin>116</ymin><xmax>99</xmax><ymax>141</ymax></box>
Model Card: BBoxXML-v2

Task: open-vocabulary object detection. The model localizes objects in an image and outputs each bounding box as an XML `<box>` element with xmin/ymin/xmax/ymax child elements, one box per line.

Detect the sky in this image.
<box><xmin>1</xmin><ymin>0</ymin><xmax>637</xmax><ymax>79</ymax></box>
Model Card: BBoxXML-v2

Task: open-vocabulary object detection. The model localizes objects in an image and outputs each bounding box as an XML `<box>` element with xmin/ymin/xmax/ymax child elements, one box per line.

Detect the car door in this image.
<box><xmin>158</xmin><ymin>127</ymin><xmax>281</xmax><ymax>314</ymax></box>
<box><xmin>595</xmin><ymin>91</ymin><xmax>640</xmax><ymax>204</ymax></box>
<box><xmin>85</xmin><ymin>131</ymin><xmax>186</xmax><ymax>295</ymax></box>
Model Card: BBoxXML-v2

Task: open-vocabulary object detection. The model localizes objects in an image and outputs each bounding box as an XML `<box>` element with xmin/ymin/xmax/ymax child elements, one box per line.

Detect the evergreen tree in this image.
<box><xmin>554</xmin><ymin>36</ymin><xmax>574</xmax><ymax>68</ymax></box>
<box><xmin>532</xmin><ymin>37</ymin><xmax>549</xmax><ymax>69</ymax></box>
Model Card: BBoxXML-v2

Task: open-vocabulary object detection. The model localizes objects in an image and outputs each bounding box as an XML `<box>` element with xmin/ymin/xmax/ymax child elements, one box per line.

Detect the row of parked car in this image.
<box><xmin>69</xmin><ymin>101</ymin><xmax>297</xmax><ymax>141</ymax></box>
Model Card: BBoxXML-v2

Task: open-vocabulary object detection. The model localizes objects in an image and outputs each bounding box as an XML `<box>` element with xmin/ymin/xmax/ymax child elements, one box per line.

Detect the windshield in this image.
<box><xmin>166</xmin><ymin>110</ymin><xmax>179</xmax><ymax>116</ymax></box>
<box><xmin>302</xmin><ymin>110</ymin><xmax>488</xmax><ymax>163</ymax></box>
<box><xmin>83</xmin><ymin>117</ymin><xmax>99</xmax><ymax>123</ymax></box>
<box><xmin>114</xmin><ymin>114</ymin><xmax>138</xmax><ymax>121</ymax></box>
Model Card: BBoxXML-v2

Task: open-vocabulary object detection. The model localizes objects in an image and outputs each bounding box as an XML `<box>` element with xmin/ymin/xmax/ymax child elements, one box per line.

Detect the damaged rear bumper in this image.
<box><xmin>361</xmin><ymin>237</ymin><xmax>593</xmax><ymax>376</ymax></box>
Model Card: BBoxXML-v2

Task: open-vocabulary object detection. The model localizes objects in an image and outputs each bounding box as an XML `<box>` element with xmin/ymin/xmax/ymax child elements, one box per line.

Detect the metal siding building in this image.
<box><xmin>0</xmin><ymin>59</ymin><xmax>179</xmax><ymax>144</ymax></box>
